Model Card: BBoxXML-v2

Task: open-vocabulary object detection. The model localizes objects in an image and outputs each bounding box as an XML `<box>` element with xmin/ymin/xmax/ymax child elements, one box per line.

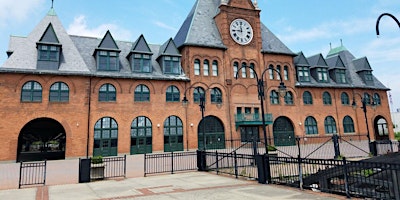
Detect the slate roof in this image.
<box><xmin>1</xmin><ymin>10</ymin><xmax>189</xmax><ymax>81</ymax></box>
<box><xmin>294</xmin><ymin>47</ymin><xmax>389</xmax><ymax>90</ymax></box>
<box><xmin>174</xmin><ymin>0</ymin><xmax>295</xmax><ymax>56</ymax></box>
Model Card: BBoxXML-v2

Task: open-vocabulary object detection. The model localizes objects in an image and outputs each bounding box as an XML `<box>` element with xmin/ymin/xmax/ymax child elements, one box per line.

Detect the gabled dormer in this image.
<box><xmin>36</xmin><ymin>23</ymin><xmax>62</xmax><ymax>70</ymax></box>
<box><xmin>307</xmin><ymin>54</ymin><xmax>329</xmax><ymax>83</ymax></box>
<box><xmin>353</xmin><ymin>57</ymin><xmax>374</xmax><ymax>85</ymax></box>
<box><xmin>326</xmin><ymin>55</ymin><xmax>347</xmax><ymax>84</ymax></box>
<box><xmin>294</xmin><ymin>52</ymin><xmax>311</xmax><ymax>82</ymax></box>
<box><xmin>93</xmin><ymin>30</ymin><xmax>121</xmax><ymax>71</ymax></box>
<box><xmin>157</xmin><ymin>38</ymin><xmax>182</xmax><ymax>75</ymax></box>
<box><xmin>127</xmin><ymin>35</ymin><xmax>153</xmax><ymax>73</ymax></box>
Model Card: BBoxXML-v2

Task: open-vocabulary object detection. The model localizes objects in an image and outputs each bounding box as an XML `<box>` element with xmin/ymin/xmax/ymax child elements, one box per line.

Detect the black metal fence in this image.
<box><xmin>102</xmin><ymin>155</ymin><xmax>126</xmax><ymax>179</ymax></box>
<box><xmin>205</xmin><ymin>151</ymin><xmax>258</xmax><ymax>180</ymax></box>
<box><xmin>144</xmin><ymin>151</ymin><xmax>197</xmax><ymax>176</ymax></box>
<box><xmin>19</xmin><ymin>160</ymin><xmax>46</xmax><ymax>188</ymax></box>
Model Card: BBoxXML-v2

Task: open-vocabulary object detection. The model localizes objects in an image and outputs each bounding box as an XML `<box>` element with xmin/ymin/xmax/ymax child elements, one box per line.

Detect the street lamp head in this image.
<box><xmin>278</xmin><ymin>82</ymin><xmax>287</xmax><ymax>97</ymax></box>
<box><xmin>182</xmin><ymin>96</ymin><xmax>188</xmax><ymax>107</ymax></box>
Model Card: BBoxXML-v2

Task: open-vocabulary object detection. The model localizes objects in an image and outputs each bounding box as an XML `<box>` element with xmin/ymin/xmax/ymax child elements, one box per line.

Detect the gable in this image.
<box><xmin>131</xmin><ymin>35</ymin><xmax>152</xmax><ymax>54</ymax></box>
<box><xmin>39</xmin><ymin>23</ymin><xmax>59</xmax><ymax>43</ymax></box>
<box><xmin>98</xmin><ymin>31</ymin><xmax>119</xmax><ymax>50</ymax></box>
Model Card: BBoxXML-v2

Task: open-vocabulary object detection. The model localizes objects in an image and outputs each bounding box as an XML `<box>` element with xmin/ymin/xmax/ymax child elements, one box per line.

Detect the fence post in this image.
<box><xmin>342</xmin><ymin>157</ymin><xmax>351</xmax><ymax>198</ymax></box>
<box><xmin>171</xmin><ymin>151</ymin><xmax>174</xmax><ymax>174</ymax></box>
<box><xmin>255</xmin><ymin>154</ymin><xmax>266</xmax><ymax>184</ymax></box>
<box><xmin>234</xmin><ymin>151</ymin><xmax>238</xmax><ymax>178</ymax></box>
<box><xmin>216</xmin><ymin>151</ymin><xmax>219</xmax><ymax>175</ymax></box>
<box><xmin>332</xmin><ymin>134</ymin><xmax>341</xmax><ymax>159</ymax></box>
<box><xmin>391</xmin><ymin>167</ymin><xmax>400</xmax><ymax>200</ymax></box>
<box><xmin>298</xmin><ymin>155</ymin><xmax>303</xmax><ymax>190</ymax></box>
<box><xmin>197</xmin><ymin>150</ymin><xmax>206</xmax><ymax>171</ymax></box>
<box><xmin>124</xmin><ymin>155</ymin><xmax>127</xmax><ymax>178</ymax></box>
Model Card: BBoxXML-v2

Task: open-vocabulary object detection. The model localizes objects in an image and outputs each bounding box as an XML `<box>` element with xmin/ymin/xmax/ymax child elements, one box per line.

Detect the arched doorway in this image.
<box><xmin>374</xmin><ymin>116</ymin><xmax>389</xmax><ymax>140</ymax></box>
<box><xmin>273</xmin><ymin>116</ymin><xmax>295</xmax><ymax>146</ymax></box>
<box><xmin>17</xmin><ymin>118</ymin><xmax>66</xmax><ymax>162</ymax></box>
<box><xmin>198</xmin><ymin>116</ymin><xmax>225</xmax><ymax>150</ymax></box>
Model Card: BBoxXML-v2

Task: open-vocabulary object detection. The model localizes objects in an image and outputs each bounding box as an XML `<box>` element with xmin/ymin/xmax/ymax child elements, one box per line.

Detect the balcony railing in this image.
<box><xmin>235</xmin><ymin>113</ymin><xmax>273</xmax><ymax>128</ymax></box>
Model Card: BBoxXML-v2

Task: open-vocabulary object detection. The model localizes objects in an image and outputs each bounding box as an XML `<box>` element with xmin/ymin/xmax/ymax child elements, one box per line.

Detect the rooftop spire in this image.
<box><xmin>47</xmin><ymin>0</ymin><xmax>57</xmax><ymax>16</ymax></box>
<box><xmin>51</xmin><ymin>0</ymin><xmax>54</xmax><ymax>8</ymax></box>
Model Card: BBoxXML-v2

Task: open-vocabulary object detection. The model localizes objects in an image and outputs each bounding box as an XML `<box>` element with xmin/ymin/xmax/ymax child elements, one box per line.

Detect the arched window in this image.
<box><xmin>212</xmin><ymin>60</ymin><xmax>218</xmax><ymax>76</ymax></box>
<box><xmin>164</xmin><ymin>116</ymin><xmax>183</xmax><ymax>152</ymax></box>
<box><xmin>131</xmin><ymin>116</ymin><xmax>152</xmax><ymax>154</ymax></box>
<box><xmin>241</xmin><ymin>62</ymin><xmax>247</xmax><ymax>78</ymax></box>
<box><xmin>341</xmin><ymin>92</ymin><xmax>349</xmax><ymax>105</ymax></box>
<box><xmin>99</xmin><ymin>83</ymin><xmax>116</xmax><ymax>102</ymax></box>
<box><xmin>276</xmin><ymin>65</ymin><xmax>281</xmax><ymax>80</ymax></box>
<box><xmin>194</xmin><ymin>87</ymin><xmax>205</xmax><ymax>103</ymax></box>
<box><xmin>194</xmin><ymin>59</ymin><xmax>200</xmax><ymax>75</ymax></box>
<box><xmin>323</xmin><ymin>92</ymin><xmax>332</xmax><ymax>105</ymax></box>
<box><xmin>166</xmin><ymin>85</ymin><xmax>180</xmax><ymax>102</ymax></box>
<box><xmin>134</xmin><ymin>84</ymin><xmax>150</xmax><ymax>102</ymax></box>
<box><xmin>303</xmin><ymin>91</ymin><xmax>313</xmax><ymax>105</ymax></box>
<box><xmin>305</xmin><ymin>116</ymin><xmax>318</xmax><ymax>135</ymax></box>
<box><xmin>324</xmin><ymin>116</ymin><xmax>337</xmax><ymax>134</ymax></box>
<box><xmin>364</xmin><ymin>93</ymin><xmax>371</xmax><ymax>105</ymax></box>
<box><xmin>211</xmin><ymin>88</ymin><xmax>222</xmax><ymax>103</ymax></box>
<box><xmin>269</xmin><ymin>64</ymin><xmax>274</xmax><ymax>79</ymax></box>
<box><xmin>373</xmin><ymin>93</ymin><xmax>381</xmax><ymax>105</ymax></box>
<box><xmin>343</xmin><ymin>116</ymin><xmax>355</xmax><ymax>133</ymax></box>
<box><xmin>203</xmin><ymin>60</ymin><xmax>209</xmax><ymax>76</ymax></box>
<box><xmin>233</xmin><ymin>62</ymin><xmax>238</xmax><ymax>78</ymax></box>
<box><xmin>270</xmin><ymin>90</ymin><xmax>279</xmax><ymax>104</ymax></box>
<box><xmin>284</xmin><ymin>65</ymin><xmax>289</xmax><ymax>80</ymax></box>
<box><xmin>284</xmin><ymin>91</ymin><xmax>293</xmax><ymax>105</ymax></box>
<box><xmin>249</xmin><ymin>63</ymin><xmax>255</xmax><ymax>78</ymax></box>
<box><xmin>94</xmin><ymin>117</ymin><xmax>118</xmax><ymax>156</ymax></box>
<box><xmin>49</xmin><ymin>82</ymin><xmax>69</xmax><ymax>102</ymax></box>
<box><xmin>21</xmin><ymin>81</ymin><xmax>42</xmax><ymax>102</ymax></box>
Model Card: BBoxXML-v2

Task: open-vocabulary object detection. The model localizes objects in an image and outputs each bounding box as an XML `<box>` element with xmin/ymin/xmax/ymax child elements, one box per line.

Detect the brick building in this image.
<box><xmin>0</xmin><ymin>0</ymin><xmax>393</xmax><ymax>162</ymax></box>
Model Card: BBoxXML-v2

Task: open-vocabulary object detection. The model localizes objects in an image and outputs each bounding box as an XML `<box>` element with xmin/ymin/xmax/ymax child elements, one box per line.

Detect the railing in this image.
<box><xmin>103</xmin><ymin>155</ymin><xmax>126</xmax><ymax>179</ymax></box>
<box><xmin>19</xmin><ymin>160</ymin><xmax>46</xmax><ymax>188</ymax></box>
<box><xmin>144</xmin><ymin>151</ymin><xmax>197</xmax><ymax>176</ymax></box>
<box><xmin>205</xmin><ymin>151</ymin><xmax>258</xmax><ymax>180</ymax></box>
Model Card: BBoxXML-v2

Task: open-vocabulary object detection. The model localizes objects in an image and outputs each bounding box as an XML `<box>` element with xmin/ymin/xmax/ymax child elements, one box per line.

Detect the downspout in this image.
<box><xmin>86</xmin><ymin>77</ymin><xmax>92</xmax><ymax>158</ymax></box>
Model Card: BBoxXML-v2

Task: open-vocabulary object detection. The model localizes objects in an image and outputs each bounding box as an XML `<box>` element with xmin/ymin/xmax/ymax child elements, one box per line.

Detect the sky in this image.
<box><xmin>0</xmin><ymin>0</ymin><xmax>399</xmax><ymax>110</ymax></box>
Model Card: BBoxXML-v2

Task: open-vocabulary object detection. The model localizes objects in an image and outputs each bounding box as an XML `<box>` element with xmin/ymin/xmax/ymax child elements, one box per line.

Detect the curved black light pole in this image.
<box><xmin>376</xmin><ymin>13</ymin><xmax>400</xmax><ymax>36</ymax></box>
<box><xmin>235</xmin><ymin>65</ymin><xmax>286</xmax><ymax>183</ymax></box>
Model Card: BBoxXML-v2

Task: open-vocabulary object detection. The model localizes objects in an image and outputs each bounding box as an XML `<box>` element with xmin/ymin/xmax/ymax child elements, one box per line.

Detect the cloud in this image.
<box><xmin>67</xmin><ymin>15</ymin><xmax>132</xmax><ymax>41</ymax></box>
<box><xmin>153</xmin><ymin>21</ymin><xmax>177</xmax><ymax>32</ymax></box>
<box><xmin>0</xmin><ymin>0</ymin><xmax>45</xmax><ymax>27</ymax></box>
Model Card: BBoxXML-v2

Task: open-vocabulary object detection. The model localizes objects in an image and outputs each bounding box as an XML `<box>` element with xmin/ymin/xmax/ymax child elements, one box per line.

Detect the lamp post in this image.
<box><xmin>352</xmin><ymin>93</ymin><xmax>374</xmax><ymax>153</ymax></box>
<box><xmin>235</xmin><ymin>65</ymin><xmax>286</xmax><ymax>183</ymax></box>
<box><xmin>376</xmin><ymin>13</ymin><xmax>400</xmax><ymax>36</ymax></box>
<box><xmin>182</xmin><ymin>86</ymin><xmax>221</xmax><ymax>150</ymax></box>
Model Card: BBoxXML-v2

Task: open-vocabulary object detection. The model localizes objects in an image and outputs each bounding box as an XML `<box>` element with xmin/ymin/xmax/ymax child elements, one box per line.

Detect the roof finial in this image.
<box><xmin>330</xmin><ymin>42</ymin><xmax>332</xmax><ymax>50</ymax></box>
<box><xmin>51</xmin><ymin>0</ymin><xmax>54</xmax><ymax>9</ymax></box>
<box><xmin>340</xmin><ymin>39</ymin><xmax>343</xmax><ymax>46</ymax></box>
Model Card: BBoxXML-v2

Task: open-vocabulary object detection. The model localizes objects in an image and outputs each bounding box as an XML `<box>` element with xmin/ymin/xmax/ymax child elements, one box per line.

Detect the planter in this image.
<box><xmin>90</xmin><ymin>163</ymin><xmax>105</xmax><ymax>180</ymax></box>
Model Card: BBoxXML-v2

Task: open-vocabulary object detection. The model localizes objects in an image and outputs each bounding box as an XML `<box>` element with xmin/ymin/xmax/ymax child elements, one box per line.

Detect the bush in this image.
<box><xmin>267</xmin><ymin>145</ymin><xmax>277</xmax><ymax>151</ymax></box>
<box><xmin>395</xmin><ymin>132</ymin><xmax>400</xmax><ymax>141</ymax></box>
<box><xmin>91</xmin><ymin>156</ymin><xmax>103</xmax><ymax>164</ymax></box>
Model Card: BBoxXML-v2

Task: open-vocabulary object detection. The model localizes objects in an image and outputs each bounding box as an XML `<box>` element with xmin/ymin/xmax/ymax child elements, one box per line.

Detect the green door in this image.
<box><xmin>273</xmin><ymin>117</ymin><xmax>295</xmax><ymax>146</ymax></box>
<box><xmin>131</xmin><ymin>136</ymin><xmax>152</xmax><ymax>154</ymax></box>
<box><xmin>93</xmin><ymin>117</ymin><xmax>118</xmax><ymax>157</ymax></box>
<box><xmin>164</xmin><ymin>135</ymin><xmax>183</xmax><ymax>152</ymax></box>
<box><xmin>198</xmin><ymin>116</ymin><xmax>225</xmax><ymax>150</ymax></box>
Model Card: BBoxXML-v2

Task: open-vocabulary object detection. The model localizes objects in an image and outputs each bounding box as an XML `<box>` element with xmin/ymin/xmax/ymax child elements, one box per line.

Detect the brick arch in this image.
<box><xmin>129</xmin><ymin>80</ymin><xmax>156</xmax><ymax>94</ymax></box>
<box><xmin>92</xmin><ymin>79</ymin><xmax>123</xmax><ymax>94</ymax></box>
<box><xmin>45</xmin><ymin>76</ymin><xmax>78</xmax><ymax>95</ymax></box>
<box><xmin>15</xmin><ymin>75</ymin><xmax>46</xmax><ymax>92</ymax></box>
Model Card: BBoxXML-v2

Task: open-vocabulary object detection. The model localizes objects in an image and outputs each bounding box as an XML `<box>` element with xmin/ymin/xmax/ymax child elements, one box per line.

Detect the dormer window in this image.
<box><xmin>133</xmin><ymin>53</ymin><xmax>151</xmax><ymax>73</ymax></box>
<box><xmin>365</xmin><ymin>71</ymin><xmax>373</xmax><ymax>81</ymax></box>
<box><xmin>317</xmin><ymin>68</ymin><xmax>328</xmax><ymax>82</ymax></box>
<box><xmin>97</xmin><ymin>50</ymin><xmax>119</xmax><ymax>71</ymax></box>
<box><xmin>297</xmin><ymin>66</ymin><xmax>310</xmax><ymax>82</ymax></box>
<box><xmin>38</xmin><ymin>45</ymin><xmax>60</xmax><ymax>61</ymax></box>
<box><xmin>163</xmin><ymin>56</ymin><xmax>180</xmax><ymax>74</ymax></box>
<box><xmin>335</xmin><ymin>69</ymin><xmax>346</xmax><ymax>83</ymax></box>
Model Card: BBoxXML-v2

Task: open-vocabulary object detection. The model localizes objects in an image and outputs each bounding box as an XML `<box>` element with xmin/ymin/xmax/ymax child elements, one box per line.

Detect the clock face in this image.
<box><xmin>230</xmin><ymin>19</ymin><xmax>253</xmax><ymax>45</ymax></box>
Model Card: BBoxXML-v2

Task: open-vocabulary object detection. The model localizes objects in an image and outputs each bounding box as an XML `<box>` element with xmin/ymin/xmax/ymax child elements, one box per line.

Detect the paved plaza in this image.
<box><xmin>0</xmin><ymin>172</ymin><xmax>352</xmax><ymax>200</ymax></box>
